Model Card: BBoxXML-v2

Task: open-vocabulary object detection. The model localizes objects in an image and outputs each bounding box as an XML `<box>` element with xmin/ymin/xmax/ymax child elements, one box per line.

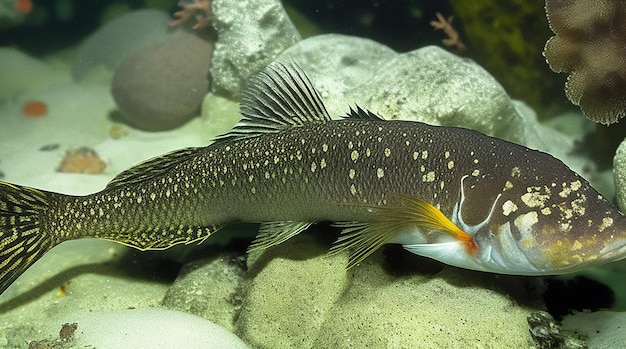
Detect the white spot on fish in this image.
<box><xmin>559</xmin><ymin>180</ymin><xmax>583</xmax><ymax>198</ymax></box>
<box><xmin>541</xmin><ymin>207</ymin><xmax>552</xmax><ymax>215</ymax></box>
<box><xmin>422</xmin><ymin>171</ymin><xmax>436</xmax><ymax>182</ymax></box>
<box><xmin>413</xmin><ymin>151</ymin><xmax>419</xmax><ymax>160</ymax></box>
<box><xmin>502</xmin><ymin>200</ymin><xmax>518</xmax><ymax>216</ymax></box>
<box><xmin>350</xmin><ymin>184</ymin><xmax>357</xmax><ymax>195</ymax></box>
<box><xmin>514</xmin><ymin>211</ymin><xmax>539</xmax><ymax>243</ymax></box>
<box><xmin>444</xmin><ymin>151</ymin><xmax>450</xmax><ymax>159</ymax></box>
<box><xmin>377</xmin><ymin>168</ymin><xmax>384</xmax><ymax>178</ymax></box>
<box><xmin>599</xmin><ymin>217</ymin><xmax>614</xmax><ymax>232</ymax></box>
<box><xmin>384</xmin><ymin>148</ymin><xmax>391</xmax><ymax>157</ymax></box>
<box><xmin>421</xmin><ymin>151</ymin><xmax>428</xmax><ymax>160</ymax></box>
<box><xmin>320</xmin><ymin>158</ymin><xmax>327</xmax><ymax>169</ymax></box>
<box><xmin>311</xmin><ymin>162</ymin><xmax>317</xmax><ymax>172</ymax></box>
<box><xmin>511</xmin><ymin>167</ymin><xmax>521</xmax><ymax>177</ymax></box>
<box><xmin>521</xmin><ymin>187</ymin><xmax>550</xmax><ymax>208</ymax></box>
<box><xmin>322</xmin><ymin>144</ymin><xmax>328</xmax><ymax>152</ymax></box>
<box><xmin>349</xmin><ymin>168</ymin><xmax>356</xmax><ymax>179</ymax></box>
<box><xmin>351</xmin><ymin>150</ymin><xmax>359</xmax><ymax>161</ymax></box>
<box><xmin>472</xmin><ymin>169</ymin><xmax>480</xmax><ymax>177</ymax></box>
<box><xmin>447</xmin><ymin>160</ymin><xmax>454</xmax><ymax>170</ymax></box>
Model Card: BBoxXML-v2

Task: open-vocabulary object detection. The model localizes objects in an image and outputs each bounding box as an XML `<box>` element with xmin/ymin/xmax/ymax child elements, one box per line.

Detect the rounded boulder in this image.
<box><xmin>111</xmin><ymin>32</ymin><xmax>213</xmax><ymax>131</ymax></box>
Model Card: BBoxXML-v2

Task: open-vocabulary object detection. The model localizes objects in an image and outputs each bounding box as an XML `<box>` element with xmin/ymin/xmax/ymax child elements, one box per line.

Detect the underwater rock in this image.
<box><xmin>277</xmin><ymin>34</ymin><xmax>530</xmax><ymax>145</ymax></box>
<box><xmin>111</xmin><ymin>32</ymin><xmax>213</xmax><ymax>131</ymax></box>
<box><xmin>235</xmin><ymin>234</ymin><xmax>537</xmax><ymax>348</ymax></box>
<box><xmin>544</xmin><ymin>0</ymin><xmax>626</xmax><ymax>125</ymax></box>
<box><xmin>562</xmin><ymin>311</ymin><xmax>626</xmax><ymax>348</ymax></box>
<box><xmin>276</xmin><ymin>34</ymin><xmax>397</xmax><ymax>115</ymax></box>
<box><xmin>72</xmin><ymin>9</ymin><xmax>173</xmax><ymax>82</ymax></box>
<box><xmin>209</xmin><ymin>0</ymin><xmax>301</xmax><ymax>96</ymax></box>
<box><xmin>60</xmin><ymin>308</ymin><xmax>249</xmax><ymax>348</ymax></box>
<box><xmin>615</xmin><ymin>139</ymin><xmax>626</xmax><ymax>212</ymax></box>
<box><xmin>344</xmin><ymin>45</ymin><xmax>527</xmax><ymax>144</ymax></box>
<box><xmin>162</xmin><ymin>254</ymin><xmax>245</xmax><ymax>333</ymax></box>
<box><xmin>237</xmin><ymin>234</ymin><xmax>350</xmax><ymax>348</ymax></box>
<box><xmin>0</xmin><ymin>48</ymin><xmax>69</xmax><ymax>98</ymax></box>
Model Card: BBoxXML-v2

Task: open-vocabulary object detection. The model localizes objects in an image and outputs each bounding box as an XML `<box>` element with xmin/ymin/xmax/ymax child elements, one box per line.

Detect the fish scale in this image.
<box><xmin>1</xmin><ymin>62</ymin><xmax>626</xmax><ymax>295</ymax></box>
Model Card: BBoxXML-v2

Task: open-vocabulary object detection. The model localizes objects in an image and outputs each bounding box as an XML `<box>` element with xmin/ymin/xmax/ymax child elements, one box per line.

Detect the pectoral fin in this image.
<box><xmin>249</xmin><ymin>221</ymin><xmax>313</xmax><ymax>252</ymax></box>
<box><xmin>330</xmin><ymin>195</ymin><xmax>475</xmax><ymax>268</ymax></box>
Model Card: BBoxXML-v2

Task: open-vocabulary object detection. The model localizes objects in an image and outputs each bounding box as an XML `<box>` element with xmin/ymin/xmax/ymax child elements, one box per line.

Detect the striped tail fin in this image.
<box><xmin>0</xmin><ymin>182</ymin><xmax>60</xmax><ymax>295</ymax></box>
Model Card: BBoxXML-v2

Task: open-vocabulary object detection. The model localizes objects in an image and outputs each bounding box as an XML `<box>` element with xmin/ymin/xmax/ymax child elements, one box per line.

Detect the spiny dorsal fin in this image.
<box><xmin>105</xmin><ymin>147</ymin><xmax>198</xmax><ymax>189</ymax></box>
<box><xmin>214</xmin><ymin>62</ymin><xmax>331</xmax><ymax>144</ymax></box>
<box><xmin>344</xmin><ymin>105</ymin><xmax>384</xmax><ymax>121</ymax></box>
<box><xmin>330</xmin><ymin>195</ymin><xmax>473</xmax><ymax>268</ymax></box>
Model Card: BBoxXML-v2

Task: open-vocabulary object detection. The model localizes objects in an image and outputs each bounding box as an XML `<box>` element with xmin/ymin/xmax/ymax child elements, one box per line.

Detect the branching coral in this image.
<box><xmin>169</xmin><ymin>0</ymin><xmax>212</xmax><ymax>30</ymax></box>
<box><xmin>430</xmin><ymin>12</ymin><xmax>466</xmax><ymax>51</ymax></box>
<box><xmin>544</xmin><ymin>0</ymin><xmax>626</xmax><ymax>125</ymax></box>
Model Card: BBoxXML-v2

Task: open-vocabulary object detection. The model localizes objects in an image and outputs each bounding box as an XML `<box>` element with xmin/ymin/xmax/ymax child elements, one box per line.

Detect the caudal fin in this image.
<box><xmin>0</xmin><ymin>182</ymin><xmax>60</xmax><ymax>295</ymax></box>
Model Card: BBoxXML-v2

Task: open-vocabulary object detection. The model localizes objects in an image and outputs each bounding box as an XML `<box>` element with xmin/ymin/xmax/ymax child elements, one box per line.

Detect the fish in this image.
<box><xmin>1</xmin><ymin>62</ymin><xmax>626</xmax><ymax>295</ymax></box>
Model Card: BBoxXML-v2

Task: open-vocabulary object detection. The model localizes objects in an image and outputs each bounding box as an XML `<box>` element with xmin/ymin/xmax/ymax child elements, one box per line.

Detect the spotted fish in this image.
<box><xmin>1</xmin><ymin>62</ymin><xmax>625</xmax><ymax>295</ymax></box>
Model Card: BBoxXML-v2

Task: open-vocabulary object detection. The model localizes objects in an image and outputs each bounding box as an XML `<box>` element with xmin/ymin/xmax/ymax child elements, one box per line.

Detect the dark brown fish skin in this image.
<box><xmin>1</xmin><ymin>62</ymin><xmax>625</xmax><ymax>296</ymax></box>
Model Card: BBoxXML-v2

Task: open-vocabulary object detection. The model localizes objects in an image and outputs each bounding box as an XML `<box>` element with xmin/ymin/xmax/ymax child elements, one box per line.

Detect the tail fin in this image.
<box><xmin>0</xmin><ymin>182</ymin><xmax>60</xmax><ymax>295</ymax></box>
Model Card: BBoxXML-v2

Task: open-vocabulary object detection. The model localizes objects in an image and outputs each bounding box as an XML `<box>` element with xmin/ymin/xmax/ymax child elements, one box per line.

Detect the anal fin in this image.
<box><xmin>249</xmin><ymin>221</ymin><xmax>313</xmax><ymax>252</ymax></box>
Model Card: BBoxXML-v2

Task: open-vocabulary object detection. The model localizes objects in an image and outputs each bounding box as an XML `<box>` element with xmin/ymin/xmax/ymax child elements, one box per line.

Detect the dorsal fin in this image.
<box><xmin>344</xmin><ymin>105</ymin><xmax>385</xmax><ymax>121</ymax></box>
<box><xmin>214</xmin><ymin>62</ymin><xmax>332</xmax><ymax>144</ymax></box>
<box><xmin>105</xmin><ymin>147</ymin><xmax>198</xmax><ymax>189</ymax></box>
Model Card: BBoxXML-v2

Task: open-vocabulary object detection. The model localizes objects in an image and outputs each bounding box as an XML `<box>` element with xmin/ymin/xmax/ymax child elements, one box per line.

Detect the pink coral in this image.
<box><xmin>169</xmin><ymin>0</ymin><xmax>212</xmax><ymax>30</ymax></box>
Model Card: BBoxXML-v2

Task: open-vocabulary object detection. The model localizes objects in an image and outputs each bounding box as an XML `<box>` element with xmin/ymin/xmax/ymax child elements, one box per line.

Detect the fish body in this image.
<box><xmin>1</xmin><ymin>62</ymin><xmax>626</xmax><ymax>294</ymax></box>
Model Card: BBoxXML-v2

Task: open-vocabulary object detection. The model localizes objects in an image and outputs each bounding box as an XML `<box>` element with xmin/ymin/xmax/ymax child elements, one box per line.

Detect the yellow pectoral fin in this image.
<box><xmin>331</xmin><ymin>195</ymin><xmax>476</xmax><ymax>268</ymax></box>
<box><xmin>394</xmin><ymin>195</ymin><xmax>476</xmax><ymax>252</ymax></box>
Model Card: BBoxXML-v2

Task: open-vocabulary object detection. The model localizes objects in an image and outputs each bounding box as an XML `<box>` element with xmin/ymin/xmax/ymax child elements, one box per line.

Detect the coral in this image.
<box><xmin>544</xmin><ymin>0</ymin><xmax>626</xmax><ymax>125</ymax></box>
<box><xmin>57</xmin><ymin>147</ymin><xmax>106</xmax><ymax>174</ymax></box>
<box><xmin>430</xmin><ymin>12</ymin><xmax>466</xmax><ymax>51</ymax></box>
<box><xmin>169</xmin><ymin>0</ymin><xmax>212</xmax><ymax>30</ymax></box>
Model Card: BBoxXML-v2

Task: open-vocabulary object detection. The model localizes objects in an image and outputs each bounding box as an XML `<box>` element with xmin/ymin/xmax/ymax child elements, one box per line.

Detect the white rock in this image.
<box><xmin>210</xmin><ymin>0</ymin><xmax>300</xmax><ymax>95</ymax></box>
<box><xmin>65</xmin><ymin>308</ymin><xmax>249</xmax><ymax>349</ymax></box>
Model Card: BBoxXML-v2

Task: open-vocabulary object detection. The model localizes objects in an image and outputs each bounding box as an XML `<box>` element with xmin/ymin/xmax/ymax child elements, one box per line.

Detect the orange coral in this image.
<box><xmin>57</xmin><ymin>147</ymin><xmax>106</xmax><ymax>174</ymax></box>
<box><xmin>544</xmin><ymin>0</ymin><xmax>626</xmax><ymax>125</ymax></box>
<box><xmin>430</xmin><ymin>12</ymin><xmax>466</xmax><ymax>51</ymax></box>
<box><xmin>169</xmin><ymin>0</ymin><xmax>212</xmax><ymax>30</ymax></box>
<box><xmin>14</xmin><ymin>0</ymin><xmax>32</xmax><ymax>14</ymax></box>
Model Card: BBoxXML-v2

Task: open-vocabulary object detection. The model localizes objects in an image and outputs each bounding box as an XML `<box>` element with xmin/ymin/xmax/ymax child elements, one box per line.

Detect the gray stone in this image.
<box><xmin>234</xmin><ymin>234</ymin><xmax>537</xmax><ymax>348</ymax></box>
<box><xmin>161</xmin><ymin>254</ymin><xmax>245</xmax><ymax>333</ymax></box>
<box><xmin>275</xmin><ymin>35</ymin><xmax>526</xmax><ymax>144</ymax></box>
<box><xmin>209</xmin><ymin>0</ymin><xmax>301</xmax><ymax>96</ymax></box>
<box><xmin>276</xmin><ymin>34</ymin><xmax>397</xmax><ymax>117</ymax></box>
<box><xmin>615</xmin><ymin>138</ymin><xmax>626</xmax><ymax>211</ymax></box>
<box><xmin>111</xmin><ymin>32</ymin><xmax>213</xmax><ymax>131</ymax></box>
<box><xmin>72</xmin><ymin>10</ymin><xmax>173</xmax><ymax>82</ymax></box>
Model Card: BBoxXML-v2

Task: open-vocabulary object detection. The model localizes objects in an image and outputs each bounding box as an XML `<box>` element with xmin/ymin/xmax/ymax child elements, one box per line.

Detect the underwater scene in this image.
<box><xmin>1</xmin><ymin>0</ymin><xmax>626</xmax><ymax>348</ymax></box>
